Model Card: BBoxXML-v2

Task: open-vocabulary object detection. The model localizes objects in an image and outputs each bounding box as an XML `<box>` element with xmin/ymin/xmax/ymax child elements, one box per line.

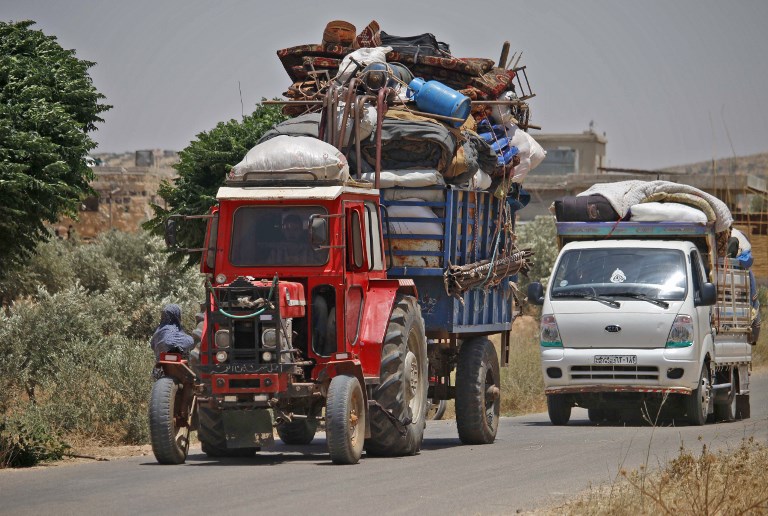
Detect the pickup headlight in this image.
<box><xmin>666</xmin><ymin>314</ymin><xmax>694</xmax><ymax>348</ymax></box>
<box><xmin>540</xmin><ymin>314</ymin><xmax>563</xmax><ymax>347</ymax></box>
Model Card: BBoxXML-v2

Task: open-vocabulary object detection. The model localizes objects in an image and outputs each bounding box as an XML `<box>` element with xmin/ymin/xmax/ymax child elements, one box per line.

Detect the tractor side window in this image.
<box><xmin>205</xmin><ymin>213</ymin><xmax>219</xmax><ymax>270</ymax></box>
<box><xmin>364</xmin><ymin>202</ymin><xmax>384</xmax><ymax>271</ymax></box>
<box><xmin>349</xmin><ymin>210</ymin><xmax>364</xmax><ymax>269</ymax></box>
<box><xmin>310</xmin><ymin>285</ymin><xmax>336</xmax><ymax>357</ymax></box>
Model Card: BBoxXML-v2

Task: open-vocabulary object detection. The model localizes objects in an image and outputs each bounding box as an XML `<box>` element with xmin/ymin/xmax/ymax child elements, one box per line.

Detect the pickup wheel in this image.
<box><xmin>366</xmin><ymin>296</ymin><xmax>429</xmax><ymax>456</ymax></box>
<box><xmin>326</xmin><ymin>374</ymin><xmax>365</xmax><ymax>464</ymax></box>
<box><xmin>198</xmin><ymin>407</ymin><xmax>258</xmax><ymax>457</ymax></box>
<box><xmin>149</xmin><ymin>377</ymin><xmax>190</xmax><ymax>464</ymax></box>
<box><xmin>277</xmin><ymin>405</ymin><xmax>320</xmax><ymax>445</ymax></box>
<box><xmin>456</xmin><ymin>336</ymin><xmax>501</xmax><ymax>444</ymax></box>
<box><xmin>547</xmin><ymin>394</ymin><xmax>571</xmax><ymax>425</ymax></box>
<box><xmin>735</xmin><ymin>394</ymin><xmax>750</xmax><ymax>419</ymax></box>
<box><xmin>686</xmin><ymin>364</ymin><xmax>712</xmax><ymax>426</ymax></box>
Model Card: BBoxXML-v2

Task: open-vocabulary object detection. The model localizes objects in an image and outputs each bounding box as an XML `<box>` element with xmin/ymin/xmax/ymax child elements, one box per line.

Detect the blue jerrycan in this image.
<box><xmin>408</xmin><ymin>77</ymin><xmax>471</xmax><ymax>128</ymax></box>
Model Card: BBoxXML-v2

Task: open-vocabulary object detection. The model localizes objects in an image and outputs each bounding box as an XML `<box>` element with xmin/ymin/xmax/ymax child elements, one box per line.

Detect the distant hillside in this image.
<box><xmin>664</xmin><ymin>152</ymin><xmax>768</xmax><ymax>176</ymax></box>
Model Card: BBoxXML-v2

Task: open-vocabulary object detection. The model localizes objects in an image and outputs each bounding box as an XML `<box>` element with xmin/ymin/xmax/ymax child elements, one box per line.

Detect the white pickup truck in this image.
<box><xmin>527</xmin><ymin>220</ymin><xmax>754</xmax><ymax>425</ymax></box>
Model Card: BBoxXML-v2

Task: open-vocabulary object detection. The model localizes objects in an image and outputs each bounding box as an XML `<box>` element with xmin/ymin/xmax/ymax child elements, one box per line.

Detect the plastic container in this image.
<box><xmin>408</xmin><ymin>77</ymin><xmax>471</xmax><ymax>128</ymax></box>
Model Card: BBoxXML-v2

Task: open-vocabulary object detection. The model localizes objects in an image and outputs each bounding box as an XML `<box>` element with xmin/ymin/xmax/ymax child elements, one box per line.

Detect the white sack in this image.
<box><xmin>491</xmin><ymin>91</ymin><xmax>518</xmax><ymax>125</ymax></box>
<box><xmin>361</xmin><ymin>169</ymin><xmax>445</xmax><ymax>189</ymax></box>
<box><xmin>731</xmin><ymin>228</ymin><xmax>751</xmax><ymax>252</ymax></box>
<box><xmin>629</xmin><ymin>202</ymin><xmax>708</xmax><ymax>223</ymax></box>
<box><xmin>230</xmin><ymin>135</ymin><xmax>349</xmax><ymax>182</ymax></box>
<box><xmin>386</xmin><ymin>199</ymin><xmax>443</xmax><ymax>236</ymax></box>
<box><xmin>507</xmin><ymin>123</ymin><xmax>546</xmax><ymax>182</ymax></box>
<box><xmin>336</xmin><ymin>46</ymin><xmax>392</xmax><ymax>84</ymax></box>
<box><xmin>383</xmin><ymin>188</ymin><xmax>446</xmax><ymax>203</ymax></box>
<box><xmin>459</xmin><ymin>170</ymin><xmax>492</xmax><ymax>191</ymax></box>
<box><xmin>337</xmin><ymin>101</ymin><xmax>377</xmax><ymax>142</ymax></box>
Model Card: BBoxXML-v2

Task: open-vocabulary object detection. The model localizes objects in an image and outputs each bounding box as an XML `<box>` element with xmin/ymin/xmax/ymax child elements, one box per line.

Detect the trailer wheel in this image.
<box><xmin>428</xmin><ymin>400</ymin><xmax>447</xmax><ymax>421</ymax></box>
<box><xmin>326</xmin><ymin>374</ymin><xmax>365</xmax><ymax>465</ymax></box>
<box><xmin>686</xmin><ymin>364</ymin><xmax>711</xmax><ymax>426</ymax></box>
<box><xmin>149</xmin><ymin>377</ymin><xmax>190</xmax><ymax>464</ymax></box>
<box><xmin>547</xmin><ymin>394</ymin><xmax>571</xmax><ymax>425</ymax></box>
<box><xmin>198</xmin><ymin>407</ymin><xmax>257</xmax><ymax>457</ymax></box>
<box><xmin>456</xmin><ymin>336</ymin><xmax>501</xmax><ymax>444</ymax></box>
<box><xmin>713</xmin><ymin>368</ymin><xmax>737</xmax><ymax>422</ymax></box>
<box><xmin>366</xmin><ymin>296</ymin><xmax>429</xmax><ymax>456</ymax></box>
<box><xmin>277</xmin><ymin>406</ymin><xmax>320</xmax><ymax>445</ymax></box>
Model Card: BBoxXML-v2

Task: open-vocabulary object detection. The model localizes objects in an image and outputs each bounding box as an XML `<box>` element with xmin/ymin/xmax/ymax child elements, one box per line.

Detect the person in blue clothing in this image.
<box><xmin>150</xmin><ymin>304</ymin><xmax>195</xmax><ymax>359</ymax></box>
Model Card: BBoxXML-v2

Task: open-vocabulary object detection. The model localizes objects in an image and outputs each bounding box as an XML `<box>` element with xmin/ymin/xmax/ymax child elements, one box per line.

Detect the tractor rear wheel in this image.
<box><xmin>198</xmin><ymin>407</ymin><xmax>257</xmax><ymax>457</ymax></box>
<box><xmin>365</xmin><ymin>296</ymin><xmax>429</xmax><ymax>456</ymax></box>
<box><xmin>149</xmin><ymin>377</ymin><xmax>190</xmax><ymax>464</ymax></box>
<box><xmin>277</xmin><ymin>405</ymin><xmax>320</xmax><ymax>445</ymax></box>
<box><xmin>326</xmin><ymin>374</ymin><xmax>365</xmax><ymax>464</ymax></box>
<box><xmin>456</xmin><ymin>337</ymin><xmax>501</xmax><ymax>444</ymax></box>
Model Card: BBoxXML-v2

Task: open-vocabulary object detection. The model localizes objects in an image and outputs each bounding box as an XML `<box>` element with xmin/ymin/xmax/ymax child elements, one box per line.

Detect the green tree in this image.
<box><xmin>144</xmin><ymin>103</ymin><xmax>286</xmax><ymax>266</ymax></box>
<box><xmin>0</xmin><ymin>21</ymin><xmax>110</xmax><ymax>275</ymax></box>
<box><xmin>516</xmin><ymin>215</ymin><xmax>558</xmax><ymax>287</ymax></box>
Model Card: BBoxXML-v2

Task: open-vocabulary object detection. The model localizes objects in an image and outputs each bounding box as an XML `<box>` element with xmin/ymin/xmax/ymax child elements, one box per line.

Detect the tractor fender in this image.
<box><xmin>359</xmin><ymin>279</ymin><xmax>418</xmax><ymax>348</ymax></box>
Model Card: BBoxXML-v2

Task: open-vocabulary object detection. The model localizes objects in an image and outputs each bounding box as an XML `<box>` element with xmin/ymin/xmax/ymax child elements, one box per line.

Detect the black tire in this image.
<box><xmin>326</xmin><ymin>374</ymin><xmax>365</xmax><ymax>465</ymax></box>
<box><xmin>277</xmin><ymin>406</ymin><xmax>320</xmax><ymax>445</ymax></box>
<box><xmin>456</xmin><ymin>336</ymin><xmax>501</xmax><ymax>444</ymax></box>
<box><xmin>588</xmin><ymin>407</ymin><xmax>605</xmax><ymax>423</ymax></box>
<box><xmin>366</xmin><ymin>296</ymin><xmax>429</xmax><ymax>456</ymax></box>
<box><xmin>428</xmin><ymin>400</ymin><xmax>448</xmax><ymax>421</ymax></box>
<box><xmin>547</xmin><ymin>394</ymin><xmax>571</xmax><ymax>426</ymax></box>
<box><xmin>686</xmin><ymin>364</ymin><xmax>711</xmax><ymax>426</ymax></box>
<box><xmin>198</xmin><ymin>407</ymin><xmax>257</xmax><ymax>457</ymax></box>
<box><xmin>149</xmin><ymin>377</ymin><xmax>190</xmax><ymax>464</ymax></box>
<box><xmin>713</xmin><ymin>368</ymin><xmax>737</xmax><ymax>422</ymax></box>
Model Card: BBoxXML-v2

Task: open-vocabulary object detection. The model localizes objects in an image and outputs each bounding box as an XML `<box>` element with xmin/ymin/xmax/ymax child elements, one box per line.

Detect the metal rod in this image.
<box><xmin>375</xmin><ymin>87</ymin><xmax>389</xmax><ymax>190</ymax></box>
<box><xmin>498</xmin><ymin>41</ymin><xmax>510</xmax><ymax>68</ymax></box>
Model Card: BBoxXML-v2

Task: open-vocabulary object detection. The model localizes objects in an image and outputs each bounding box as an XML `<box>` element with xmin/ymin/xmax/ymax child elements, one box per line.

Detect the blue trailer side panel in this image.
<box><xmin>381</xmin><ymin>187</ymin><xmax>514</xmax><ymax>335</ymax></box>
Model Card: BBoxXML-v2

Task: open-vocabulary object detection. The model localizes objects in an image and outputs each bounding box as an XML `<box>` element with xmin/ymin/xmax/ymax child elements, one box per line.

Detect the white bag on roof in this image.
<box><xmin>507</xmin><ymin>123</ymin><xmax>546</xmax><ymax>182</ymax></box>
<box><xmin>229</xmin><ymin>135</ymin><xmax>349</xmax><ymax>182</ymax></box>
<box><xmin>336</xmin><ymin>46</ymin><xmax>392</xmax><ymax>84</ymax></box>
<box><xmin>361</xmin><ymin>169</ymin><xmax>445</xmax><ymax>188</ymax></box>
<box><xmin>629</xmin><ymin>202</ymin><xmax>708</xmax><ymax>223</ymax></box>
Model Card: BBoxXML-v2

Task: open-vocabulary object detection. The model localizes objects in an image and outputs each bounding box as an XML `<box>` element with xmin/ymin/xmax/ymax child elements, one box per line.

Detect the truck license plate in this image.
<box><xmin>594</xmin><ymin>355</ymin><xmax>637</xmax><ymax>365</ymax></box>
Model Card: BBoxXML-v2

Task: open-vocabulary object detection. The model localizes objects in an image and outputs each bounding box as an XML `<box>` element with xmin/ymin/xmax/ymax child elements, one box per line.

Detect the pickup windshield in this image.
<box><xmin>551</xmin><ymin>248</ymin><xmax>687</xmax><ymax>301</ymax></box>
<box><xmin>229</xmin><ymin>206</ymin><xmax>329</xmax><ymax>266</ymax></box>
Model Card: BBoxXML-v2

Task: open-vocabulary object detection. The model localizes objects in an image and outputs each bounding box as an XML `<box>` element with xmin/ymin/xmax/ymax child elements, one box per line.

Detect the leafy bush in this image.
<box><xmin>516</xmin><ymin>215</ymin><xmax>558</xmax><ymax>286</ymax></box>
<box><xmin>0</xmin><ymin>408</ymin><xmax>69</xmax><ymax>468</ymax></box>
<box><xmin>0</xmin><ymin>230</ymin><xmax>203</xmax><ymax>466</ymax></box>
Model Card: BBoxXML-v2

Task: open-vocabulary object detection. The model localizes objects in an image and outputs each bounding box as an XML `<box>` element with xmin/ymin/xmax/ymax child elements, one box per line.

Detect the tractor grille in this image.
<box><xmin>570</xmin><ymin>365</ymin><xmax>659</xmax><ymax>381</ymax></box>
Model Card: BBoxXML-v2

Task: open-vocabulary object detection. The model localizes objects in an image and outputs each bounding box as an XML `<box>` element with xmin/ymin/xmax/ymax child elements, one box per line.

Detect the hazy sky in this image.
<box><xmin>3</xmin><ymin>0</ymin><xmax>768</xmax><ymax>169</ymax></box>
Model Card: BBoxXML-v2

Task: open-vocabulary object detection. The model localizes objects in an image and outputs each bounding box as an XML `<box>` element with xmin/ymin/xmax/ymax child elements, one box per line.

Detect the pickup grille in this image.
<box><xmin>570</xmin><ymin>365</ymin><xmax>659</xmax><ymax>381</ymax></box>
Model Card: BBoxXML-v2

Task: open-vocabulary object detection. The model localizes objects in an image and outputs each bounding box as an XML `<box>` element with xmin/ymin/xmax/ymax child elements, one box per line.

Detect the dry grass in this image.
<box><xmin>540</xmin><ymin>437</ymin><xmax>768</xmax><ymax>515</ymax></box>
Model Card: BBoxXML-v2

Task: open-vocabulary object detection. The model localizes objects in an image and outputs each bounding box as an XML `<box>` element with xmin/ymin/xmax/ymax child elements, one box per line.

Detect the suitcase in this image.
<box><xmin>554</xmin><ymin>194</ymin><xmax>620</xmax><ymax>222</ymax></box>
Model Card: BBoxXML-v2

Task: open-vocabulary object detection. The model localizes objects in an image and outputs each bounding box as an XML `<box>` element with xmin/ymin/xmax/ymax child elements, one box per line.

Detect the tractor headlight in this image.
<box><xmin>262</xmin><ymin>328</ymin><xmax>278</xmax><ymax>349</ymax></box>
<box><xmin>214</xmin><ymin>329</ymin><xmax>231</xmax><ymax>349</ymax></box>
<box><xmin>262</xmin><ymin>351</ymin><xmax>274</xmax><ymax>362</ymax></box>
<box><xmin>215</xmin><ymin>350</ymin><xmax>228</xmax><ymax>363</ymax></box>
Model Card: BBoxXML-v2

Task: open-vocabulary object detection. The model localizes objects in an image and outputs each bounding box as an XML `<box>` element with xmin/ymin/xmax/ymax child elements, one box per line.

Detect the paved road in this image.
<box><xmin>1</xmin><ymin>372</ymin><xmax>766</xmax><ymax>515</ymax></box>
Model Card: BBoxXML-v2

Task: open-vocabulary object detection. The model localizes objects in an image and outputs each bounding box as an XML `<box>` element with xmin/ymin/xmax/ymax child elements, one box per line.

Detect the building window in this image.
<box><xmin>82</xmin><ymin>196</ymin><xmax>99</xmax><ymax>211</ymax></box>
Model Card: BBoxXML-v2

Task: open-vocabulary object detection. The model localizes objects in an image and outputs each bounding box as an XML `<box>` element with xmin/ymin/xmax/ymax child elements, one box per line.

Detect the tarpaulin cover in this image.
<box><xmin>360</xmin><ymin>118</ymin><xmax>456</xmax><ymax>173</ymax></box>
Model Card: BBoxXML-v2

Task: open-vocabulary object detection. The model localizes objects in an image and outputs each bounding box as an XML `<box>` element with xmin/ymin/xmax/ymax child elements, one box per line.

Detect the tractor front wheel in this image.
<box><xmin>366</xmin><ymin>296</ymin><xmax>429</xmax><ymax>456</ymax></box>
<box><xmin>326</xmin><ymin>374</ymin><xmax>366</xmax><ymax>465</ymax></box>
<box><xmin>149</xmin><ymin>377</ymin><xmax>190</xmax><ymax>464</ymax></box>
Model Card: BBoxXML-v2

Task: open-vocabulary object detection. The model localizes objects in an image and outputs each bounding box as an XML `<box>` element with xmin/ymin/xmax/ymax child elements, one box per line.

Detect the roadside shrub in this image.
<box><xmin>516</xmin><ymin>215</ymin><xmax>558</xmax><ymax>287</ymax></box>
<box><xmin>0</xmin><ymin>407</ymin><xmax>69</xmax><ymax>468</ymax></box>
<box><xmin>0</xmin><ymin>236</ymin><xmax>76</xmax><ymax>302</ymax></box>
<box><xmin>94</xmin><ymin>230</ymin><xmax>158</xmax><ymax>283</ymax></box>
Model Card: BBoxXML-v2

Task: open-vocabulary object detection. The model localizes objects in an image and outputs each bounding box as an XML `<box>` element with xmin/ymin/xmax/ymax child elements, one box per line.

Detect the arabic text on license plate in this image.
<box><xmin>594</xmin><ymin>355</ymin><xmax>637</xmax><ymax>365</ymax></box>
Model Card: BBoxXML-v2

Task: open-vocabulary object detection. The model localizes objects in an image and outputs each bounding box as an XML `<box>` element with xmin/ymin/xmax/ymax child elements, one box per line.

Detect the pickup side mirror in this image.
<box><xmin>164</xmin><ymin>218</ymin><xmax>178</xmax><ymax>248</ymax></box>
<box><xmin>527</xmin><ymin>282</ymin><xmax>545</xmax><ymax>306</ymax></box>
<box><xmin>310</xmin><ymin>216</ymin><xmax>329</xmax><ymax>247</ymax></box>
<box><xmin>696</xmin><ymin>282</ymin><xmax>717</xmax><ymax>306</ymax></box>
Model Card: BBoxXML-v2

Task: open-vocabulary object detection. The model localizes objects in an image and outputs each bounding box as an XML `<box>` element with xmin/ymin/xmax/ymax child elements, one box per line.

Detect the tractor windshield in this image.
<box><xmin>229</xmin><ymin>206</ymin><xmax>329</xmax><ymax>266</ymax></box>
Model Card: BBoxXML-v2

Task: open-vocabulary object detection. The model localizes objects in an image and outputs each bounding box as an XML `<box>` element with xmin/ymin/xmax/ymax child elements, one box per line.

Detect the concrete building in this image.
<box><xmin>532</xmin><ymin>130</ymin><xmax>607</xmax><ymax>177</ymax></box>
